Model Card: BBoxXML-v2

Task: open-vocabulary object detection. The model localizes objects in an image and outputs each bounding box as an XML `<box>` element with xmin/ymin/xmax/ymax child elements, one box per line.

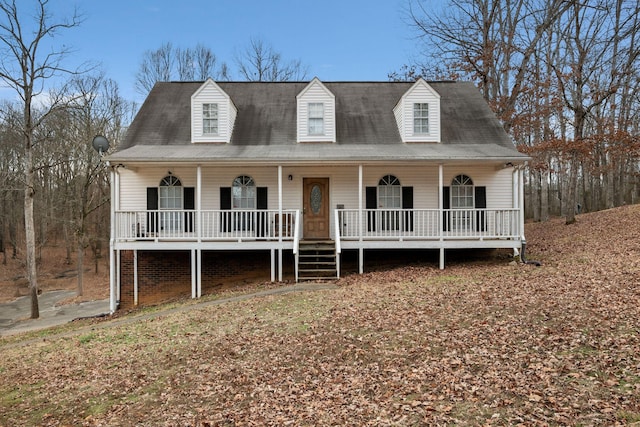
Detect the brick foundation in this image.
<box><xmin>118</xmin><ymin>250</ymin><xmax>278</xmax><ymax>309</ymax></box>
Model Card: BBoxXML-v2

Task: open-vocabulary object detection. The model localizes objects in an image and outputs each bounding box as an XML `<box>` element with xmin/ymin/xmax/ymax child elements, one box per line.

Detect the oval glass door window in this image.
<box><xmin>310</xmin><ymin>185</ymin><xmax>322</xmax><ymax>214</ymax></box>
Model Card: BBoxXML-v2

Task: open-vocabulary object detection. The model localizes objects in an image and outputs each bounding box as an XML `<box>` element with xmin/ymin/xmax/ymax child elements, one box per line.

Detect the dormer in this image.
<box><xmin>393</xmin><ymin>79</ymin><xmax>441</xmax><ymax>143</ymax></box>
<box><xmin>191</xmin><ymin>79</ymin><xmax>237</xmax><ymax>143</ymax></box>
<box><xmin>296</xmin><ymin>78</ymin><xmax>336</xmax><ymax>143</ymax></box>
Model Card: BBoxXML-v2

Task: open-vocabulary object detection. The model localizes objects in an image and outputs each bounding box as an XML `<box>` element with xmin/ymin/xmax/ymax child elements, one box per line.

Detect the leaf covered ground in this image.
<box><xmin>1</xmin><ymin>206</ymin><xmax>640</xmax><ymax>426</ymax></box>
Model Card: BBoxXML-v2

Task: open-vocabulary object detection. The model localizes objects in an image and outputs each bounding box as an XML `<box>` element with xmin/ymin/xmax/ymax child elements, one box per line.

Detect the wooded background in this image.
<box><xmin>1</xmin><ymin>0</ymin><xmax>639</xmax><ymax>303</ymax></box>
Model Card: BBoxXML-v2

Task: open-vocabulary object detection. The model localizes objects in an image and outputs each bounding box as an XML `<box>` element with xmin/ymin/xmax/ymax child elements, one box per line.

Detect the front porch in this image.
<box><xmin>111</xmin><ymin>207</ymin><xmax>522</xmax><ymax>290</ymax></box>
<box><xmin>108</xmin><ymin>164</ymin><xmax>527</xmax><ymax>312</ymax></box>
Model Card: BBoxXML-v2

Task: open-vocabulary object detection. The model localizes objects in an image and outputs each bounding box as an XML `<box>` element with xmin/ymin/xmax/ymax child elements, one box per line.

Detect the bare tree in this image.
<box><xmin>135</xmin><ymin>43</ymin><xmax>228</xmax><ymax>95</ymax></box>
<box><xmin>0</xmin><ymin>0</ymin><xmax>85</xmax><ymax>318</ymax></box>
<box><xmin>64</xmin><ymin>74</ymin><xmax>128</xmax><ymax>296</ymax></box>
<box><xmin>408</xmin><ymin>0</ymin><xmax>570</xmax><ymax>133</ymax></box>
<box><xmin>235</xmin><ymin>37</ymin><xmax>309</xmax><ymax>82</ymax></box>
<box><xmin>135</xmin><ymin>42</ymin><xmax>174</xmax><ymax>95</ymax></box>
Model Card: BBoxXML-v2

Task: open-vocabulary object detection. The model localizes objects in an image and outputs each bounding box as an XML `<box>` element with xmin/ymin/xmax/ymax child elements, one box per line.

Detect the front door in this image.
<box><xmin>303</xmin><ymin>178</ymin><xmax>330</xmax><ymax>239</ymax></box>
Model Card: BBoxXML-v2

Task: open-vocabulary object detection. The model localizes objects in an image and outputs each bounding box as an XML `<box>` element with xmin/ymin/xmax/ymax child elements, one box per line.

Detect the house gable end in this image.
<box><xmin>393</xmin><ymin>78</ymin><xmax>441</xmax><ymax>143</ymax></box>
<box><xmin>191</xmin><ymin>78</ymin><xmax>237</xmax><ymax>144</ymax></box>
<box><xmin>296</xmin><ymin>77</ymin><xmax>336</xmax><ymax>143</ymax></box>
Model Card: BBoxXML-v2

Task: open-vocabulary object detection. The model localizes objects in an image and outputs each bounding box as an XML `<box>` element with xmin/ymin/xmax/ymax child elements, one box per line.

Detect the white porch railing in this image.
<box><xmin>115</xmin><ymin>208</ymin><xmax>520</xmax><ymax>243</ymax></box>
<box><xmin>336</xmin><ymin>208</ymin><xmax>521</xmax><ymax>240</ymax></box>
<box><xmin>114</xmin><ymin>209</ymin><xmax>298</xmax><ymax>241</ymax></box>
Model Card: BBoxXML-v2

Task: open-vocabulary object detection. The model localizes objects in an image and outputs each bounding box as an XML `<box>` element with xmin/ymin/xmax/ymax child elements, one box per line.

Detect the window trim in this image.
<box><xmin>202</xmin><ymin>103</ymin><xmax>219</xmax><ymax>135</ymax></box>
<box><xmin>159</xmin><ymin>175</ymin><xmax>183</xmax><ymax>210</ymax></box>
<box><xmin>158</xmin><ymin>175</ymin><xmax>183</xmax><ymax>232</ymax></box>
<box><xmin>377</xmin><ymin>174</ymin><xmax>402</xmax><ymax>209</ymax></box>
<box><xmin>413</xmin><ymin>102</ymin><xmax>429</xmax><ymax>135</ymax></box>
<box><xmin>308</xmin><ymin>102</ymin><xmax>325</xmax><ymax>136</ymax></box>
<box><xmin>450</xmin><ymin>174</ymin><xmax>474</xmax><ymax>209</ymax></box>
<box><xmin>232</xmin><ymin>175</ymin><xmax>256</xmax><ymax>210</ymax></box>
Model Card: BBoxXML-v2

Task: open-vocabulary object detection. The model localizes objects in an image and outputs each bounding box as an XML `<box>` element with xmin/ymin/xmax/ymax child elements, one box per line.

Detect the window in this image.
<box><xmin>159</xmin><ymin>175</ymin><xmax>183</xmax><ymax>231</ymax></box>
<box><xmin>451</xmin><ymin>175</ymin><xmax>474</xmax><ymax>209</ymax></box>
<box><xmin>378</xmin><ymin>175</ymin><xmax>401</xmax><ymax>231</ymax></box>
<box><xmin>232</xmin><ymin>175</ymin><xmax>256</xmax><ymax>209</ymax></box>
<box><xmin>232</xmin><ymin>175</ymin><xmax>256</xmax><ymax>232</ymax></box>
<box><xmin>203</xmin><ymin>103</ymin><xmax>218</xmax><ymax>135</ymax></box>
<box><xmin>450</xmin><ymin>174</ymin><xmax>474</xmax><ymax>231</ymax></box>
<box><xmin>378</xmin><ymin>175</ymin><xmax>401</xmax><ymax>208</ymax></box>
<box><xmin>413</xmin><ymin>103</ymin><xmax>429</xmax><ymax>134</ymax></box>
<box><xmin>308</xmin><ymin>102</ymin><xmax>324</xmax><ymax>135</ymax></box>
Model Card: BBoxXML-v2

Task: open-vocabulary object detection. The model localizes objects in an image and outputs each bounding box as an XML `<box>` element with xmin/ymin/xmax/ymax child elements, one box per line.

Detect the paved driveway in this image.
<box><xmin>0</xmin><ymin>291</ymin><xmax>110</xmax><ymax>336</ymax></box>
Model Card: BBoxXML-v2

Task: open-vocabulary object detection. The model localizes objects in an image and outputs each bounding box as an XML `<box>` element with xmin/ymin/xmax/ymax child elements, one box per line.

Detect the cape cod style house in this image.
<box><xmin>105</xmin><ymin>78</ymin><xmax>529</xmax><ymax>312</ymax></box>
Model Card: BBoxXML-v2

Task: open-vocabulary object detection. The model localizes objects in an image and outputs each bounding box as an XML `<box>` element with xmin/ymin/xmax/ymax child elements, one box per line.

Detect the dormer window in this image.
<box><xmin>202</xmin><ymin>103</ymin><xmax>218</xmax><ymax>135</ymax></box>
<box><xmin>308</xmin><ymin>103</ymin><xmax>324</xmax><ymax>135</ymax></box>
<box><xmin>413</xmin><ymin>103</ymin><xmax>429</xmax><ymax>134</ymax></box>
<box><xmin>297</xmin><ymin>78</ymin><xmax>336</xmax><ymax>142</ymax></box>
<box><xmin>393</xmin><ymin>79</ymin><xmax>440</xmax><ymax>143</ymax></box>
<box><xmin>191</xmin><ymin>79</ymin><xmax>236</xmax><ymax>143</ymax></box>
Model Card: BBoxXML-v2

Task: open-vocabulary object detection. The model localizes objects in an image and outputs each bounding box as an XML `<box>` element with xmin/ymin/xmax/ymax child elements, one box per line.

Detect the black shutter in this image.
<box><xmin>366</xmin><ymin>186</ymin><xmax>377</xmax><ymax>232</ymax></box>
<box><xmin>220</xmin><ymin>187</ymin><xmax>231</xmax><ymax>232</ymax></box>
<box><xmin>402</xmin><ymin>186</ymin><xmax>414</xmax><ymax>232</ymax></box>
<box><xmin>257</xmin><ymin>187</ymin><xmax>268</xmax><ymax>237</ymax></box>
<box><xmin>475</xmin><ymin>186</ymin><xmax>487</xmax><ymax>232</ymax></box>
<box><xmin>146</xmin><ymin>187</ymin><xmax>158</xmax><ymax>234</ymax></box>
<box><xmin>184</xmin><ymin>187</ymin><xmax>195</xmax><ymax>232</ymax></box>
<box><xmin>442</xmin><ymin>186</ymin><xmax>450</xmax><ymax>232</ymax></box>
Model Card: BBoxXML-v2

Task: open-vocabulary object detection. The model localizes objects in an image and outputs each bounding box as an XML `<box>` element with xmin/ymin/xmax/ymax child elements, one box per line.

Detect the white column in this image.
<box><xmin>270</xmin><ymin>249</ymin><xmax>275</xmax><ymax>282</ymax></box>
<box><xmin>133</xmin><ymin>249</ymin><xmax>138</xmax><ymax>306</ymax></box>
<box><xmin>116</xmin><ymin>249</ymin><xmax>121</xmax><ymax>303</ymax></box>
<box><xmin>109</xmin><ymin>166</ymin><xmax>117</xmax><ymax>313</ymax></box>
<box><xmin>519</xmin><ymin>168</ymin><xmax>525</xmax><ymax>241</ymax></box>
<box><xmin>439</xmin><ymin>164</ymin><xmax>445</xmax><ymax>270</ymax></box>
<box><xmin>358</xmin><ymin>165</ymin><xmax>364</xmax><ymax>274</ymax></box>
<box><xmin>191</xmin><ymin>249</ymin><xmax>196</xmax><ymax>299</ymax></box>
<box><xmin>278</xmin><ymin>165</ymin><xmax>283</xmax><ymax>282</ymax></box>
<box><xmin>197</xmin><ymin>249</ymin><xmax>202</xmax><ymax>298</ymax></box>
<box><xmin>196</xmin><ymin>165</ymin><xmax>202</xmax><ymax>242</ymax></box>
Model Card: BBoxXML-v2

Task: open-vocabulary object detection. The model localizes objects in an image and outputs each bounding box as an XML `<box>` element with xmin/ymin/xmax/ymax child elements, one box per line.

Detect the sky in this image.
<box><xmin>2</xmin><ymin>0</ymin><xmax>437</xmax><ymax>104</ymax></box>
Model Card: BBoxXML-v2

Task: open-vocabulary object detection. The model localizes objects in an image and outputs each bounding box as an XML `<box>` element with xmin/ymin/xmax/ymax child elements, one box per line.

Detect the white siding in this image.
<box><xmin>443</xmin><ymin>166</ymin><xmax>514</xmax><ymax>209</ymax></box>
<box><xmin>191</xmin><ymin>79</ymin><xmax>237</xmax><ymax>144</ymax></box>
<box><xmin>296</xmin><ymin>79</ymin><xmax>336</xmax><ymax>143</ymax></box>
<box><xmin>118</xmin><ymin>167</ymin><xmax>197</xmax><ymax>210</ymax></box>
<box><xmin>393</xmin><ymin>79</ymin><xmax>441</xmax><ymax>143</ymax></box>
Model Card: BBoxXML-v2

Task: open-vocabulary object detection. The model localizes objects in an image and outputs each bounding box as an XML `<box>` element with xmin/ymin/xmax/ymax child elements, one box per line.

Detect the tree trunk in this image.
<box><xmin>541</xmin><ymin>169</ymin><xmax>549</xmax><ymax>222</ymax></box>
<box><xmin>24</xmin><ymin>147</ymin><xmax>39</xmax><ymax>319</ymax></box>
<box><xmin>77</xmin><ymin>239</ymin><xmax>84</xmax><ymax>297</ymax></box>
<box><xmin>565</xmin><ymin>153</ymin><xmax>579</xmax><ymax>225</ymax></box>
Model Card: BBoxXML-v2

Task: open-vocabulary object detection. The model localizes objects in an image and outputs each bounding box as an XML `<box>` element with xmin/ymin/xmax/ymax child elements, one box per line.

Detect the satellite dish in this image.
<box><xmin>92</xmin><ymin>135</ymin><xmax>110</xmax><ymax>156</ymax></box>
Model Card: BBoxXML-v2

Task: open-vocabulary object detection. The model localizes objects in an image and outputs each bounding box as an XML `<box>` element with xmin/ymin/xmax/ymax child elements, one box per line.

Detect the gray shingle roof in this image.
<box><xmin>110</xmin><ymin>81</ymin><xmax>528</xmax><ymax>163</ymax></box>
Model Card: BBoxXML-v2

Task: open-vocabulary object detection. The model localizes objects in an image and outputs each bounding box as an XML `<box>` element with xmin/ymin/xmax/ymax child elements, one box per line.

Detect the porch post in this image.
<box><xmin>191</xmin><ymin>249</ymin><xmax>196</xmax><ymax>298</ymax></box>
<box><xmin>197</xmin><ymin>249</ymin><xmax>202</xmax><ymax>298</ymax></box>
<box><xmin>116</xmin><ymin>249</ymin><xmax>121</xmax><ymax>303</ymax></box>
<box><xmin>109</xmin><ymin>166</ymin><xmax>117</xmax><ymax>313</ymax></box>
<box><xmin>133</xmin><ymin>249</ymin><xmax>138</xmax><ymax>306</ymax></box>
<box><xmin>196</xmin><ymin>165</ymin><xmax>202</xmax><ymax>242</ymax></box>
<box><xmin>358</xmin><ymin>164</ymin><xmax>364</xmax><ymax>274</ymax></box>
<box><xmin>270</xmin><ymin>249</ymin><xmax>275</xmax><ymax>282</ymax></box>
<box><xmin>278</xmin><ymin>165</ymin><xmax>283</xmax><ymax>282</ymax></box>
<box><xmin>519</xmin><ymin>167</ymin><xmax>525</xmax><ymax>241</ymax></box>
<box><xmin>439</xmin><ymin>164</ymin><xmax>445</xmax><ymax>270</ymax></box>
